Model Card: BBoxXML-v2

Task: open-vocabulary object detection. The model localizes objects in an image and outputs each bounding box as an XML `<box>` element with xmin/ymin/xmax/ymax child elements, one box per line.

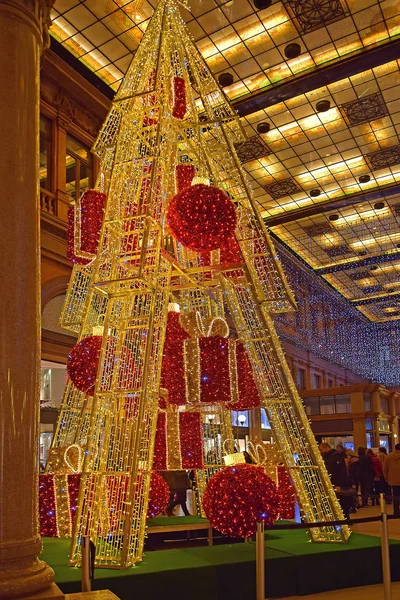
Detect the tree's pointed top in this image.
<box><xmin>164</xmin><ymin>0</ymin><xmax>190</xmax><ymax>9</ymax></box>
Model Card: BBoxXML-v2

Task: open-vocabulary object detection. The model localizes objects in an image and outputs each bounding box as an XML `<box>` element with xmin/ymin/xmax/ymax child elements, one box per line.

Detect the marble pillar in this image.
<box><xmin>0</xmin><ymin>1</ymin><xmax>56</xmax><ymax>597</ymax></box>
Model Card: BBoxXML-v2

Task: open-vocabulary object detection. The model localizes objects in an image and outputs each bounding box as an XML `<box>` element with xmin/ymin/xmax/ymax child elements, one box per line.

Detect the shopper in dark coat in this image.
<box><xmin>367</xmin><ymin>448</ymin><xmax>383</xmax><ymax>505</ymax></box>
<box><xmin>319</xmin><ymin>442</ymin><xmax>353</xmax><ymax>517</ymax></box>
<box><xmin>161</xmin><ymin>470</ymin><xmax>191</xmax><ymax>516</ymax></box>
<box><xmin>378</xmin><ymin>447</ymin><xmax>391</xmax><ymax>502</ymax></box>
<box><xmin>358</xmin><ymin>447</ymin><xmax>374</xmax><ymax>507</ymax></box>
<box><xmin>383</xmin><ymin>443</ymin><xmax>400</xmax><ymax>516</ymax></box>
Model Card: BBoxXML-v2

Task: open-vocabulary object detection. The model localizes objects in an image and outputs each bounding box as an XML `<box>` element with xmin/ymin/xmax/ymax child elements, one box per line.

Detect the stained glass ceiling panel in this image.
<box><xmin>244</xmin><ymin>59</ymin><xmax>400</xmax><ymax>218</ymax></box>
<box><xmin>271</xmin><ymin>191</ymin><xmax>400</xmax><ymax>321</ymax></box>
<box><xmin>50</xmin><ymin>0</ymin><xmax>400</xmax><ymax>93</ymax></box>
<box><xmin>48</xmin><ymin>0</ymin><xmax>400</xmax><ymax>322</ymax></box>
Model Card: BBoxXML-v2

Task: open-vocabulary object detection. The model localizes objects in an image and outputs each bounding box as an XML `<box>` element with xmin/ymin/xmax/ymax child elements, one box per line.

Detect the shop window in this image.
<box><xmin>304</xmin><ymin>397</ymin><xmax>319</xmax><ymax>415</ymax></box>
<box><xmin>380</xmin><ymin>396</ymin><xmax>389</xmax><ymax>414</ymax></box>
<box><xmin>40</xmin><ymin>114</ymin><xmax>52</xmax><ymax>191</ymax></box>
<box><xmin>314</xmin><ymin>374</ymin><xmax>321</xmax><ymax>389</ymax></box>
<box><xmin>231</xmin><ymin>410</ymin><xmax>248</xmax><ymax>427</ymax></box>
<box><xmin>366</xmin><ymin>417</ymin><xmax>374</xmax><ymax>430</ymax></box>
<box><xmin>364</xmin><ymin>393</ymin><xmax>372</xmax><ymax>412</ymax></box>
<box><xmin>335</xmin><ymin>394</ymin><xmax>351</xmax><ymax>414</ymax></box>
<box><xmin>40</xmin><ymin>362</ymin><xmax>67</xmax><ymax>408</ymax></box>
<box><xmin>66</xmin><ymin>134</ymin><xmax>93</xmax><ymax>201</ymax></box>
<box><xmin>366</xmin><ymin>432</ymin><xmax>374</xmax><ymax>449</ymax></box>
<box><xmin>297</xmin><ymin>368</ymin><xmax>305</xmax><ymax>390</ymax></box>
<box><xmin>261</xmin><ymin>409</ymin><xmax>271</xmax><ymax>429</ymax></box>
<box><xmin>378</xmin><ymin>418</ymin><xmax>390</xmax><ymax>432</ymax></box>
<box><xmin>379</xmin><ymin>436</ymin><xmax>390</xmax><ymax>451</ymax></box>
<box><xmin>344</xmin><ymin>441</ymin><xmax>355</xmax><ymax>451</ymax></box>
<box><xmin>320</xmin><ymin>396</ymin><xmax>335</xmax><ymax>415</ymax></box>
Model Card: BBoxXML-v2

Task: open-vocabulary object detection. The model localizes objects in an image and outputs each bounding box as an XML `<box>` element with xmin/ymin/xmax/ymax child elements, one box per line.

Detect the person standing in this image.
<box><xmin>346</xmin><ymin>451</ymin><xmax>360</xmax><ymax>510</ymax></box>
<box><xmin>378</xmin><ymin>447</ymin><xmax>391</xmax><ymax>502</ymax></box>
<box><xmin>378</xmin><ymin>446</ymin><xmax>388</xmax><ymax>466</ymax></box>
<box><xmin>319</xmin><ymin>442</ymin><xmax>353</xmax><ymax>518</ymax></box>
<box><xmin>383</xmin><ymin>443</ymin><xmax>400</xmax><ymax>517</ymax></box>
<box><xmin>161</xmin><ymin>470</ymin><xmax>191</xmax><ymax>516</ymax></box>
<box><xmin>358</xmin><ymin>447</ymin><xmax>374</xmax><ymax>507</ymax></box>
<box><xmin>336</xmin><ymin>444</ymin><xmax>346</xmax><ymax>458</ymax></box>
<box><xmin>367</xmin><ymin>449</ymin><xmax>383</xmax><ymax>506</ymax></box>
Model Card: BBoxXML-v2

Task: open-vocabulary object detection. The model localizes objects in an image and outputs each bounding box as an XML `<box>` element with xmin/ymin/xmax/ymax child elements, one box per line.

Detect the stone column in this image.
<box><xmin>351</xmin><ymin>392</ymin><xmax>366</xmax><ymax>450</ymax></box>
<box><xmin>249</xmin><ymin>408</ymin><xmax>263</xmax><ymax>442</ymax></box>
<box><xmin>0</xmin><ymin>1</ymin><xmax>56</xmax><ymax>597</ymax></box>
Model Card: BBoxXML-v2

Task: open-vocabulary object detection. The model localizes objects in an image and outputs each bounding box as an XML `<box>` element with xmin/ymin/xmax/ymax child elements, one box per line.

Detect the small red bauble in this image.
<box><xmin>167</xmin><ymin>184</ymin><xmax>237</xmax><ymax>252</ymax></box>
<box><xmin>67</xmin><ymin>335</ymin><xmax>102</xmax><ymax>396</ymax></box>
<box><xmin>202</xmin><ymin>464</ymin><xmax>279</xmax><ymax>538</ymax></box>
<box><xmin>147</xmin><ymin>472</ymin><xmax>170</xmax><ymax>519</ymax></box>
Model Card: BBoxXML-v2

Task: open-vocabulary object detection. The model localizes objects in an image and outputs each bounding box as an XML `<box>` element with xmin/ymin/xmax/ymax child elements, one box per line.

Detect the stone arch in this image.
<box><xmin>41</xmin><ymin>275</ymin><xmax>70</xmax><ymax>313</ymax></box>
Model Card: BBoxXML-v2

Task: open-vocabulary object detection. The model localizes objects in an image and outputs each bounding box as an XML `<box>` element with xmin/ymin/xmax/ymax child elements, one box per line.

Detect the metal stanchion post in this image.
<box><xmin>380</xmin><ymin>493</ymin><xmax>392</xmax><ymax>600</ymax></box>
<box><xmin>256</xmin><ymin>521</ymin><xmax>265</xmax><ymax>600</ymax></box>
<box><xmin>81</xmin><ymin>535</ymin><xmax>91</xmax><ymax>592</ymax></box>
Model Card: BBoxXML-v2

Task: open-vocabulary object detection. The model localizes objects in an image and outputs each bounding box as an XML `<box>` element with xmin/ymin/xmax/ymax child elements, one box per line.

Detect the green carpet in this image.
<box><xmin>41</xmin><ymin>529</ymin><xmax>400</xmax><ymax>599</ymax></box>
<box><xmin>147</xmin><ymin>515</ymin><xmax>208</xmax><ymax>527</ymax></box>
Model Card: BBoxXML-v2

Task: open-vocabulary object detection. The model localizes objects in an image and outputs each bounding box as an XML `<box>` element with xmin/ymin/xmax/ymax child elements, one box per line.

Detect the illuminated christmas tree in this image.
<box><xmin>51</xmin><ymin>0</ymin><xmax>350</xmax><ymax>569</ymax></box>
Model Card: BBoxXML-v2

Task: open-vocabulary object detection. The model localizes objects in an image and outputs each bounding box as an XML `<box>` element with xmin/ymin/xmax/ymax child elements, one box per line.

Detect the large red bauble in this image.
<box><xmin>67</xmin><ymin>335</ymin><xmax>102</xmax><ymax>396</ymax></box>
<box><xmin>202</xmin><ymin>464</ymin><xmax>279</xmax><ymax>538</ymax></box>
<box><xmin>167</xmin><ymin>184</ymin><xmax>237</xmax><ymax>252</ymax></box>
<box><xmin>147</xmin><ymin>472</ymin><xmax>170</xmax><ymax>519</ymax></box>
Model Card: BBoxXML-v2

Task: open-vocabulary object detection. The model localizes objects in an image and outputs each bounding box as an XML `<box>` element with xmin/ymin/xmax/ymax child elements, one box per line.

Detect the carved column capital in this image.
<box><xmin>39</xmin><ymin>0</ymin><xmax>55</xmax><ymax>49</ymax></box>
<box><xmin>0</xmin><ymin>0</ymin><xmax>55</xmax><ymax>48</ymax></box>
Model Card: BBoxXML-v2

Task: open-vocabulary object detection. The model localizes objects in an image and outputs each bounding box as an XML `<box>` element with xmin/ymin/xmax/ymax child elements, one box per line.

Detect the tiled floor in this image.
<box><xmin>280</xmin><ymin>582</ymin><xmax>400</xmax><ymax>600</ymax></box>
<box><xmin>277</xmin><ymin>505</ymin><xmax>400</xmax><ymax>600</ymax></box>
<box><xmin>350</xmin><ymin>504</ymin><xmax>400</xmax><ymax>540</ymax></box>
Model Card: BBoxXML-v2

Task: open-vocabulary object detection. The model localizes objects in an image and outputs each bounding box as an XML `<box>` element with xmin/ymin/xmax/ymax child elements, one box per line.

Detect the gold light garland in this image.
<box><xmin>48</xmin><ymin>0</ymin><xmax>350</xmax><ymax>569</ymax></box>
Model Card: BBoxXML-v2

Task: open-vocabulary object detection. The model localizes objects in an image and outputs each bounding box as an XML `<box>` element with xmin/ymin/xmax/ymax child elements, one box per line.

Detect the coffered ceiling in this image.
<box><xmin>49</xmin><ymin>0</ymin><xmax>400</xmax><ymax>321</ymax></box>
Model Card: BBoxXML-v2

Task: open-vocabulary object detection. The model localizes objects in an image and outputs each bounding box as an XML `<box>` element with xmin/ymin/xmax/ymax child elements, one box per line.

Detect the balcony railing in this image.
<box><xmin>40</xmin><ymin>188</ymin><xmax>57</xmax><ymax>216</ymax></box>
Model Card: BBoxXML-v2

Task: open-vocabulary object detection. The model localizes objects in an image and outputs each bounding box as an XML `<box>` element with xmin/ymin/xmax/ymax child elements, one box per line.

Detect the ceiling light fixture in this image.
<box><xmin>374</xmin><ymin>202</ymin><xmax>385</xmax><ymax>210</ymax></box>
<box><xmin>329</xmin><ymin>214</ymin><xmax>339</xmax><ymax>221</ymax></box>
<box><xmin>316</xmin><ymin>100</ymin><xmax>331</xmax><ymax>112</ymax></box>
<box><xmin>257</xmin><ymin>122</ymin><xmax>271</xmax><ymax>134</ymax></box>
<box><xmin>218</xmin><ymin>73</ymin><xmax>234</xmax><ymax>87</ymax></box>
<box><xmin>284</xmin><ymin>43</ymin><xmax>301</xmax><ymax>59</ymax></box>
<box><xmin>310</xmin><ymin>189</ymin><xmax>321</xmax><ymax>197</ymax></box>
<box><xmin>359</xmin><ymin>175</ymin><xmax>371</xmax><ymax>184</ymax></box>
<box><xmin>253</xmin><ymin>0</ymin><xmax>273</xmax><ymax>8</ymax></box>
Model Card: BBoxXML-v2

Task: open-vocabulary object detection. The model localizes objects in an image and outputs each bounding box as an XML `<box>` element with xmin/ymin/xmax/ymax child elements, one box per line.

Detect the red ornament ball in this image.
<box><xmin>202</xmin><ymin>464</ymin><xmax>279</xmax><ymax>538</ymax></box>
<box><xmin>167</xmin><ymin>184</ymin><xmax>237</xmax><ymax>252</ymax></box>
<box><xmin>147</xmin><ymin>472</ymin><xmax>170</xmax><ymax>519</ymax></box>
<box><xmin>67</xmin><ymin>335</ymin><xmax>102</xmax><ymax>396</ymax></box>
